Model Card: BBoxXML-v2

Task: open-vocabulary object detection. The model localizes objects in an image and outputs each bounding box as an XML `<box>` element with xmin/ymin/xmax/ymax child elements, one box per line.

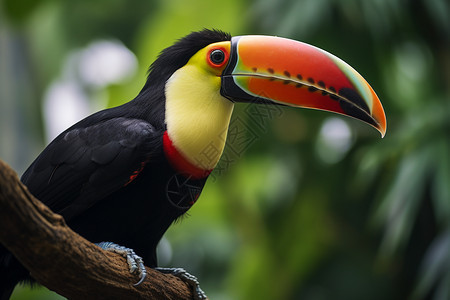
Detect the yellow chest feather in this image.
<box><xmin>165</xmin><ymin>65</ymin><xmax>234</xmax><ymax>170</ymax></box>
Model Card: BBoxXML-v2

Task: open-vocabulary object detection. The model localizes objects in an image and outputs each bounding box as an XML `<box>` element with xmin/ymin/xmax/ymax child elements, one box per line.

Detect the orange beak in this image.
<box><xmin>220</xmin><ymin>35</ymin><xmax>386</xmax><ymax>137</ymax></box>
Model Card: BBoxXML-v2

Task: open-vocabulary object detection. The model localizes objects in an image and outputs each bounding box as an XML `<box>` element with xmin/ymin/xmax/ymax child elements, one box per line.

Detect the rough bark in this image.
<box><xmin>0</xmin><ymin>159</ymin><xmax>194</xmax><ymax>299</ymax></box>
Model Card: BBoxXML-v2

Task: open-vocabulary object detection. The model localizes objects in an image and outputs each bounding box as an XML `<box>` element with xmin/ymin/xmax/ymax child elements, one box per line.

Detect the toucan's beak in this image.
<box><xmin>220</xmin><ymin>36</ymin><xmax>387</xmax><ymax>137</ymax></box>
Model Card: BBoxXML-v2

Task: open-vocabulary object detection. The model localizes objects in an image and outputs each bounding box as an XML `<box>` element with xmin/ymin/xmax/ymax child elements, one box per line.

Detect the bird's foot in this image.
<box><xmin>96</xmin><ymin>241</ymin><xmax>147</xmax><ymax>286</ymax></box>
<box><xmin>156</xmin><ymin>267</ymin><xmax>207</xmax><ymax>300</ymax></box>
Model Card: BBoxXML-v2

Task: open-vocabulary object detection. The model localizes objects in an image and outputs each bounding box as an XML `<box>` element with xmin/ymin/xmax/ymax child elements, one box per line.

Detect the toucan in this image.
<box><xmin>0</xmin><ymin>29</ymin><xmax>386</xmax><ymax>299</ymax></box>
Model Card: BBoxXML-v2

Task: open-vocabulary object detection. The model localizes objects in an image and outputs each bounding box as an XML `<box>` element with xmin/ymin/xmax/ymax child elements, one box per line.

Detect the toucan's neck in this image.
<box><xmin>164</xmin><ymin>65</ymin><xmax>234</xmax><ymax>177</ymax></box>
<box><xmin>162</xmin><ymin>131</ymin><xmax>212</xmax><ymax>178</ymax></box>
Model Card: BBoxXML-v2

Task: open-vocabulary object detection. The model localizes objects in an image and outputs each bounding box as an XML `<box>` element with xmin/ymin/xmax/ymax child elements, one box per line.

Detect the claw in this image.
<box><xmin>156</xmin><ymin>267</ymin><xmax>207</xmax><ymax>300</ymax></box>
<box><xmin>96</xmin><ymin>241</ymin><xmax>147</xmax><ymax>285</ymax></box>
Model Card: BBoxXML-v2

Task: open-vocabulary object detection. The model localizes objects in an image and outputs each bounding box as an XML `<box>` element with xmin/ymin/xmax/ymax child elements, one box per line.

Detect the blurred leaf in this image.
<box><xmin>11</xmin><ymin>285</ymin><xmax>64</xmax><ymax>300</ymax></box>
<box><xmin>432</xmin><ymin>138</ymin><xmax>450</xmax><ymax>225</ymax></box>
<box><xmin>374</xmin><ymin>145</ymin><xmax>433</xmax><ymax>255</ymax></box>
<box><xmin>413</xmin><ymin>230</ymin><xmax>450</xmax><ymax>300</ymax></box>
<box><xmin>2</xmin><ymin>0</ymin><xmax>46</xmax><ymax>23</ymax></box>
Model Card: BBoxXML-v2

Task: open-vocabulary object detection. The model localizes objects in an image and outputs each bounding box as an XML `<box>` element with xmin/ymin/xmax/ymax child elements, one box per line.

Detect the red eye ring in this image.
<box><xmin>207</xmin><ymin>48</ymin><xmax>229</xmax><ymax>68</ymax></box>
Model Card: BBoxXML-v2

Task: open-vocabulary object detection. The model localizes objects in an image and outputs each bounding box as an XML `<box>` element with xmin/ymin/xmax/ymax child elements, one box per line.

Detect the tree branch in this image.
<box><xmin>0</xmin><ymin>159</ymin><xmax>194</xmax><ymax>299</ymax></box>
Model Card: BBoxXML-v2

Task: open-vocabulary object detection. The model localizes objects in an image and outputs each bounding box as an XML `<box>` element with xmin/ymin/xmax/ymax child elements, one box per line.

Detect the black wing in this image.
<box><xmin>21</xmin><ymin>117</ymin><xmax>162</xmax><ymax>220</ymax></box>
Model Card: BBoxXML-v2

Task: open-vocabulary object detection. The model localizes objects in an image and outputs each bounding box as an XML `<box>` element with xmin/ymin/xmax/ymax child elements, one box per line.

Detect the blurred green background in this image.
<box><xmin>1</xmin><ymin>0</ymin><xmax>449</xmax><ymax>299</ymax></box>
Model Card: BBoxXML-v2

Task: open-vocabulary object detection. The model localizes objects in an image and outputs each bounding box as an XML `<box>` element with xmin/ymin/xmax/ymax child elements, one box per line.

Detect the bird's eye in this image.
<box><xmin>210</xmin><ymin>49</ymin><xmax>225</xmax><ymax>64</ymax></box>
<box><xmin>207</xmin><ymin>49</ymin><xmax>228</xmax><ymax>68</ymax></box>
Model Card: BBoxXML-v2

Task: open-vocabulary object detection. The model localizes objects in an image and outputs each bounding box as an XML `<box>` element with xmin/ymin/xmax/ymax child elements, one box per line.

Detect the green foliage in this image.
<box><xmin>2</xmin><ymin>0</ymin><xmax>47</xmax><ymax>24</ymax></box>
<box><xmin>10</xmin><ymin>285</ymin><xmax>62</xmax><ymax>300</ymax></box>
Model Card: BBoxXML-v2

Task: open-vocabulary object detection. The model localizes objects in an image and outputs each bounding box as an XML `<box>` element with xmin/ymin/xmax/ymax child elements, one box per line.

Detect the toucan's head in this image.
<box><xmin>146</xmin><ymin>29</ymin><xmax>386</xmax><ymax>177</ymax></box>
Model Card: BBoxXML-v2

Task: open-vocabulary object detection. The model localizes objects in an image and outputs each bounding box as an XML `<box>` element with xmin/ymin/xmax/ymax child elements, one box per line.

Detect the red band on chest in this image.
<box><xmin>163</xmin><ymin>131</ymin><xmax>212</xmax><ymax>179</ymax></box>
